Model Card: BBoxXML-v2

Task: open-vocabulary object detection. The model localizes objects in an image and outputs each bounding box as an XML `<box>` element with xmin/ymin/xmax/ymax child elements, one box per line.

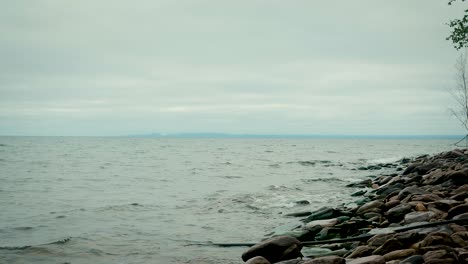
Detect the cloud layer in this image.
<box><xmin>0</xmin><ymin>0</ymin><xmax>465</xmax><ymax>136</ymax></box>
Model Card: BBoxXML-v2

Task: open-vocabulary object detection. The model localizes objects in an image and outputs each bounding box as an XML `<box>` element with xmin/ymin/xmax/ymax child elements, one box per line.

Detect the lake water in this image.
<box><xmin>0</xmin><ymin>137</ymin><xmax>456</xmax><ymax>263</ymax></box>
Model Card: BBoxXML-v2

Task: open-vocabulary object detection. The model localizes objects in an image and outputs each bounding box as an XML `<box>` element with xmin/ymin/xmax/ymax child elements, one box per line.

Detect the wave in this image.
<box><xmin>301</xmin><ymin>177</ymin><xmax>347</xmax><ymax>183</ymax></box>
<box><xmin>0</xmin><ymin>237</ymin><xmax>71</xmax><ymax>251</ymax></box>
<box><xmin>287</xmin><ymin>160</ymin><xmax>342</xmax><ymax>167</ymax></box>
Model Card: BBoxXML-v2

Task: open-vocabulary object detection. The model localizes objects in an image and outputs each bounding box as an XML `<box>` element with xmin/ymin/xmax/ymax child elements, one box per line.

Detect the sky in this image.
<box><xmin>1</xmin><ymin>0</ymin><xmax>467</xmax><ymax>136</ymax></box>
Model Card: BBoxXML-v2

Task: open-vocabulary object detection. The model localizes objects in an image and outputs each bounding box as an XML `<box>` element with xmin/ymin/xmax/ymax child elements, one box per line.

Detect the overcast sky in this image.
<box><xmin>1</xmin><ymin>0</ymin><xmax>467</xmax><ymax>136</ymax></box>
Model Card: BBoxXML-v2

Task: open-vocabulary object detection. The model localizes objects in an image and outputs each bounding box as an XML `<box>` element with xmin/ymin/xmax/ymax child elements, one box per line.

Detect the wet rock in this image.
<box><xmin>241</xmin><ymin>235</ymin><xmax>303</xmax><ymax>263</ymax></box>
<box><xmin>301</xmin><ymin>247</ymin><xmax>333</xmax><ymax>258</ymax></box>
<box><xmin>383</xmin><ymin>248</ymin><xmax>415</xmax><ymax>261</ymax></box>
<box><xmin>347</xmin><ymin>179</ymin><xmax>372</xmax><ymax>188</ymax></box>
<box><xmin>246</xmin><ymin>256</ymin><xmax>272</xmax><ymax>264</ymax></box>
<box><xmin>372</xmin><ymin>239</ymin><xmax>403</xmax><ymax>255</ymax></box>
<box><xmin>316</xmin><ymin>227</ymin><xmax>342</xmax><ymax>240</ymax></box>
<box><xmin>351</xmin><ymin>190</ymin><xmax>367</xmax><ymax>197</ymax></box>
<box><xmin>302</xmin><ymin>207</ymin><xmax>336</xmax><ymax>223</ymax></box>
<box><xmin>362</xmin><ymin>212</ymin><xmax>381</xmax><ymax>220</ymax></box>
<box><xmin>404</xmin><ymin>211</ymin><xmax>435</xmax><ymax>224</ymax></box>
<box><xmin>305</xmin><ymin>218</ymin><xmax>338</xmax><ymax>229</ymax></box>
<box><xmin>399</xmin><ymin>255</ymin><xmax>424</xmax><ymax>264</ymax></box>
<box><xmin>295</xmin><ymin>200</ymin><xmax>310</xmax><ymax>205</ymax></box>
<box><xmin>346</xmin><ymin>255</ymin><xmax>385</xmax><ymax>264</ymax></box>
<box><xmin>286</xmin><ymin>211</ymin><xmax>313</xmax><ymax>217</ymax></box>
<box><xmin>375</xmin><ymin>183</ymin><xmax>405</xmax><ymax>197</ymax></box>
<box><xmin>385</xmin><ymin>203</ymin><xmax>412</xmax><ymax>222</ymax></box>
<box><xmin>301</xmin><ymin>256</ymin><xmax>345</xmax><ymax>264</ymax></box>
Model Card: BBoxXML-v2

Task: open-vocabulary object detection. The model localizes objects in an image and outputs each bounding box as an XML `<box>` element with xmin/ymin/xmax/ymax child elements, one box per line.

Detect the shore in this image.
<box><xmin>240</xmin><ymin>148</ymin><xmax>468</xmax><ymax>264</ymax></box>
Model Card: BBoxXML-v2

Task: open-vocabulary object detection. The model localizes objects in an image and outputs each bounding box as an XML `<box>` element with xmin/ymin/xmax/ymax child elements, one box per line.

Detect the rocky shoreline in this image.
<box><xmin>240</xmin><ymin>148</ymin><xmax>468</xmax><ymax>264</ymax></box>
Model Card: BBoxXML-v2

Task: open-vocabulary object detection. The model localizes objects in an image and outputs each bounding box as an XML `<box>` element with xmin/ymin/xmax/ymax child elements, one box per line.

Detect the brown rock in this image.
<box><xmin>432</xmin><ymin>199</ymin><xmax>461</xmax><ymax>211</ymax></box>
<box><xmin>422</xmin><ymin>169</ymin><xmax>446</xmax><ymax>185</ymax></box>
<box><xmin>446</xmin><ymin>168</ymin><xmax>468</xmax><ymax>185</ymax></box>
<box><xmin>346</xmin><ymin>245</ymin><xmax>375</xmax><ymax>258</ymax></box>
<box><xmin>450</xmin><ymin>232</ymin><xmax>467</xmax><ymax>247</ymax></box>
<box><xmin>451</xmin><ymin>184</ymin><xmax>468</xmax><ymax>195</ymax></box>
<box><xmin>398</xmin><ymin>186</ymin><xmax>429</xmax><ymax>200</ymax></box>
<box><xmin>346</xmin><ymin>255</ymin><xmax>385</xmax><ymax>264</ymax></box>
<box><xmin>383</xmin><ymin>249</ymin><xmax>415</xmax><ymax>261</ymax></box>
<box><xmin>448</xmin><ymin>223</ymin><xmax>467</xmax><ymax>232</ymax></box>
<box><xmin>411</xmin><ymin>193</ymin><xmax>442</xmax><ymax>202</ymax></box>
<box><xmin>404</xmin><ymin>211</ymin><xmax>435</xmax><ymax>224</ymax></box>
<box><xmin>301</xmin><ymin>256</ymin><xmax>345</xmax><ymax>264</ymax></box>
<box><xmin>420</xmin><ymin>232</ymin><xmax>455</xmax><ymax>248</ymax></box>
<box><xmin>241</xmin><ymin>236</ymin><xmax>303</xmax><ymax>263</ymax></box>
<box><xmin>385</xmin><ymin>203</ymin><xmax>412</xmax><ymax>222</ymax></box>
<box><xmin>246</xmin><ymin>256</ymin><xmax>272</xmax><ymax>264</ymax></box>
<box><xmin>367</xmin><ymin>233</ymin><xmax>395</xmax><ymax>247</ymax></box>
<box><xmin>414</xmin><ymin>203</ymin><xmax>427</xmax><ymax>211</ymax></box>
<box><xmin>450</xmin><ymin>191</ymin><xmax>468</xmax><ymax>201</ymax></box>
<box><xmin>384</xmin><ymin>200</ymin><xmax>400</xmax><ymax>210</ymax></box>
<box><xmin>372</xmin><ymin>239</ymin><xmax>403</xmax><ymax>255</ymax></box>
<box><xmin>356</xmin><ymin>201</ymin><xmax>384</xmax><ymax>215</ymax></box>
<box><xmin>422</xmin><ymin>249</ymin><xmax>456</xmax><ymax>264</ymax></box>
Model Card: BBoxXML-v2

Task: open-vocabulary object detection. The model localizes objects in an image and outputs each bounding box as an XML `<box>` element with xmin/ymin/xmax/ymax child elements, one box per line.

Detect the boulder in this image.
<box><xmin>242</xmin><ymin>236</ymin><xmax>303</xmax><ymax>263</ymax></box>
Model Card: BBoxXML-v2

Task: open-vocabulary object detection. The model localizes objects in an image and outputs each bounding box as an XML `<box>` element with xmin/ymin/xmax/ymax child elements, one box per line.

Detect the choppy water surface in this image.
<box><xmin>0</xmin><ymin>137</ymin><xmax>456</xmax><ymax>263</ymax></box>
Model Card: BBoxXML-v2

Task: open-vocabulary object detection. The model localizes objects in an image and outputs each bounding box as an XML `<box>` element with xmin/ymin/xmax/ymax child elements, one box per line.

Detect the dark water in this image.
<box><xmin>0</xmin><ymin>137</ymin><xmax>455</xmax><ymax>263</ymax></box>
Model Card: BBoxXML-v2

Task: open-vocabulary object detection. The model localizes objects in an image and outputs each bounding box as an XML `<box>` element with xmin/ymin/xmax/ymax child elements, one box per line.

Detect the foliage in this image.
<box><xmin>447</xmin><ymin>0</ymin><xmax>468</xmax><ymax>50</ymax></box>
